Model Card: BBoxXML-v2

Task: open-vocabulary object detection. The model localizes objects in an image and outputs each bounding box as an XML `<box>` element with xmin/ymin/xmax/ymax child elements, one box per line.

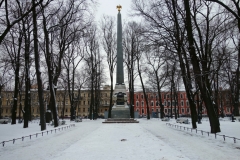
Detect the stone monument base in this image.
<box><xmin>111</xmin><ymin>107</ymin><xmax>130</xmax><ymax>118</ymax></box>
<box><xmin>102</xmin><ymin>118</ymin><xmax>139</xmax><ymax>123</ymax></box>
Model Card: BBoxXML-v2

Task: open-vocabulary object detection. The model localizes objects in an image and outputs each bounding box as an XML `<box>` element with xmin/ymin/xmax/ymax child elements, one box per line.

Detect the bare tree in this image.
<box><xmin>2</xmin><ymin>15</ymin><xmax>24</xmax><ymax>125</ymax></box>
<box><xmin>123</xmin><ymin>21</ymin><xmax>151</xmax><ymax>119</ymax></box>
<box><xmin>144</xmin><ymin>44</ymin><xmax>169</xmax><ymax>119</ymax></box>
<box><xmin>183</xmin><ymin>0</ymin><xmax>221</xmax><ymax>133</ymax></box>
<box><xmin>32</xmin><ymin>0</ymin><xmax>46</xmax><ymax>131</ymax></box>
<box><xmin>84</xmin><ymin>25</ymin><xmax>100</xmax><ymax>120</ymax></box>
<box><xmin>0</xmin><ymin>0</ymin><xmax>53</xmax><ymax>44</ymax></box>
<box><xmin>0</xmin><ymin>62</ymin><xmax>12</xmax><ymax>119</ymax></box>
<box><xmin>206</xmin><ymin>0</ymin><xmax>240</xmax><ymax>117</ymax></box>
<box><xmin>123</xmin><ymin>21</ymin><xmax>143</xmax><ymax>118</ymax></box>
<box><xmin>39</xmin><ymin>0</ymin><xmax>93</xmax><ymax>126</ymax></box>
<box><xmin>63</xmin><ymin>38</ymin><xmax>84</xmax><ymax>120</ymax></box>
<box><xmin>132</xmin><ymin>0</ymin><xmax>198</xmax><ymax>127</ymax></box>
<box><xmin>100</xmin><ymin>15</ymin><xmax>117</xmax><ymax>118</ymax></box>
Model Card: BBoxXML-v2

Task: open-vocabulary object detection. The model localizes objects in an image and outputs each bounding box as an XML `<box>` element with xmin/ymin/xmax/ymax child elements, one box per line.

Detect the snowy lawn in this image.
<box><xmin>0</xmin><ymin>118</ymin><xmax>240</xmax><ymax>160</ymax></box>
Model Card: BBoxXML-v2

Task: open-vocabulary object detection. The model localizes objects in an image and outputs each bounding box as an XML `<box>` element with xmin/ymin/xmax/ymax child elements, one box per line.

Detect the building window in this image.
<box><xmin>84</xmin><ymin>94</ymin><xmax>85</xmax><ymax>97</ymax></box>
<box><xmin>88</xmin><ymin>101</ymin><xmax>90</xmax><ymax>105</ymax></box>
<box><xmin>142</xmin><ymin>109</ymin><xmax>144</xmax><ymax>114</ymax></box>
<box><xmin>151</xmin><ymin>101</ymin><xmax>154</xmax><ymax>106</ymax></box>
<box><xmin>164</xmin><ymin>101</ymin><xmax>166</xmax><ymax>106</ymax></box>
<box><xmin>186</xmin><ymin>101</ymin><xmax>189</xmax><ymax>106</ymax></box>
<box><xmin>164</xmin><ymin>109</ymin><xmax>167</xmax><ymax>113</ymax></box>
<box><xmin>180</xmin><ymin>94</ymin><xmax>183</xmax><ymax>99</ymax></box>
<box><xmin>156</xmin><ymin>102</ymin><xmax>158</xmax><ymax>106</ymax></box>
<box><xmin>156</xmin><ymin>109</ymin><xmax>158</xmax><ymax>112</ymax></box>
<box><xmin>136</xmin><ymin>101</ymin><xmax>139</xmax><ymax>107</ymax></box>
<box><xmin>83</xmin><ymin>101</ymin><xmax>85</xmax><ymax>105</ymax></box>
<box><xmin>187</xmin><ymin>108</ymin><xmax>190</xmax><ymax>113</ymax></box>
<box><xmin>167</xmin><ymin>94</ymin><xmax>169</xmax><ymax>98</ymax></box>
<box><xmin>141</xmin><ymin>95</ymin><xmax>143</xmax><ymax>99</ymax></box>
<box><xmin>83</xmin><ymin>108</ymin><xmax>85</xmax><ymax>112</ymax></box>
<box><xmin>88</xmin><ymin>93</ymin><xmax>90</xmax><ymax>97</ymax></box>
<box><xmin>168</xmin><ymin>101</ymin><xmax>171</xmax><ymax>106</ymax></box>
<box><xmin>136</xmin><ymin>95</ymin><xmax>139</xmax><ymax>99</ymax></box>
<box><xmin>66</xmin><ymin>109</ymin><xmax>68</xmax><ymax>112</ymax></box>
<box><xmin>6</xmin><ymin>109</ymin><xmax>8</xmax><ymax>113</ymax></box>
<box><xmin>181</xmin><ymin>101</ymin><xmax>184</xmax><ymax>106</ymax></box>
<box><xmin>141</xmin><ymin>101</ymin><xmax>144</xmax><ymax>107</ymax></box>
<box><xmin>152</xmin><ymin>108</ymin><xmax>154</xmax><ymax>112</ymax></box>
<box><xmin>182</xmin><ymin>108</ymin><xmax>184</xmax><ymax>113</ymax></box>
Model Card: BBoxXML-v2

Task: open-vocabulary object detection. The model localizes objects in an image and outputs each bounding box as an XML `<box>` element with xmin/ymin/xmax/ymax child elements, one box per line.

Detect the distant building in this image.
<box><xmin>0</xmin><ymin>85</ymin><xmax>111</xmax><ymax>119</ymax></box>
<box><xmin>128</xmin><ymin>89</ymin><xmax>240</xmax><ymax>117</ymax></box>
<box><xmin>0</xmin><ymin>86</ymin><xmax>239</xmax><ymax>118</ymax></box>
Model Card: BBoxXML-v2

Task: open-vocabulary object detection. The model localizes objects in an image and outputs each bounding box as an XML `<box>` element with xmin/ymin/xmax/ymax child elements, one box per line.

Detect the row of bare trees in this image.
<box><xmin>122</xmin><ymin>0</ymin><xmax>239</xmax><ymax>133</ymax></box>
<box><xmin>0</xmin><ymin>0</ymin><xmax>100</xmax><ymax>130</ymax></box>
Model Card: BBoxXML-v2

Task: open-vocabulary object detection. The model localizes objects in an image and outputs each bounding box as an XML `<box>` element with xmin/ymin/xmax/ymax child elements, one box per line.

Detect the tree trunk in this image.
<box><xmin>184</xmin><ymin>0</ymin><xmax>220</xmax><ymax>133</ymax></box>
<box><xmin>11</xmin><ymin>33</ymin><xmax>22</xmax><ymax>125</ymax></box>
<box><xmin>23</xmin><ymin>17</ymin><xmax>31</xmax><ymax>128</ymax></box>
<box><xmin>42</xmin><ymin>9</ymin><xmax>59</xmax><ymax>127</ymax></box>
<box><xmin>11</xmin><ymin>63</ymin><xmax>20</xmax><ymax>124</ymax></box>
<box><xmin>137</xmin><ymin>57</ymin><xmax>150</xmax><ymax>119</ymax></box>
<box><xmin>32</xmin><ymin>0</ymin><xmax>46</xmax><ymax>131</ymax></box>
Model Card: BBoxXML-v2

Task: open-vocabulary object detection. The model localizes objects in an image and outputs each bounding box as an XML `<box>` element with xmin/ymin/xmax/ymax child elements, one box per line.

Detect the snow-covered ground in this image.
<box><xmin>0</xmin><ymin>118</ymin><xmax>240</xmax><ymax>160</ymax></box>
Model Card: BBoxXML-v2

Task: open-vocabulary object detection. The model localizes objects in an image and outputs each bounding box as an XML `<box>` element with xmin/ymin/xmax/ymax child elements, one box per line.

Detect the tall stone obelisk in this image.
<box><xmin>111</xmin><ymin>5</ymin><xmax>130</xmax><ymax>118</ymax></box>
<box><xmin>116</xmin><ymin>5</ymin><xmax>124</xmax><ymax>85</ymax></box>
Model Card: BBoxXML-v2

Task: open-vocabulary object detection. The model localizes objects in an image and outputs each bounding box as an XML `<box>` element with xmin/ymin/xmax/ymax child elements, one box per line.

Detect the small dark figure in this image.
<box><xmin>231</xmin><ymin>114</ymin><xmax>235</xmax><ymax>122</ymax></box>
<box><xmin>18</xmin><ymin>119</ymin><xmax>22</xmax><ymax>123</ymax></box>
<box><xmin>198</xmin><ymin>114</ymin><xmax>202</xmax><ymax>124</ymax></box>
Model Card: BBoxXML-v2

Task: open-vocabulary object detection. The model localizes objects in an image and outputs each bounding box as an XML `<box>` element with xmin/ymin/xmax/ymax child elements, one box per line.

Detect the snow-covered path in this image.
<box><xmin>52</xmin><ymin>121</ymin><xmax>190</xmax><ymax>160</ymax></box>
<box><xmin>0</xmin><ymin>119</ymin><xmax>240</xmax><ymax>160</ymax></box>
<box><xmin>140</xmin><ymin>119</ymin><xmax>240</xmax><ymax>160</ymax></box>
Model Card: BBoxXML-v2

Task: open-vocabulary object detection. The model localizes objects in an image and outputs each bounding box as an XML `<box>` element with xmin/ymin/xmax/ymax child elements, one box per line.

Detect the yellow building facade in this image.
<box><xmin>0</xmin><ymin>85</ymin><xmax>111</xmax><ymax>119</ymax></box>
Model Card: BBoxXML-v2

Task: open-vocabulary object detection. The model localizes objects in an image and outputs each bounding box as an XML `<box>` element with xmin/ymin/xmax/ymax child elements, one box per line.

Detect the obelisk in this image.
<box><xmin>116</xmin><ymin>5</ymin><xmax>124</xmax><ymax>85</ymax></box>
<box><xmin>111</xmin><ymin>5</ymin><xmax>130</xmax><ymax>118</ymax></box>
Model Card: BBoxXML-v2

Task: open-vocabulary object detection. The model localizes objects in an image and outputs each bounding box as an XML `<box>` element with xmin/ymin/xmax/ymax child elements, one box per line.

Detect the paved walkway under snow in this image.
<box><xmin>0</xmin><ymin>119</ymin><xmax>240</xmax><ymax>160</ymax></box>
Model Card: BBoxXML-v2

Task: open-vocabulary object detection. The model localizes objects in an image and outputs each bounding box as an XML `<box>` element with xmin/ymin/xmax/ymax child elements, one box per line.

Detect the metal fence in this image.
<box><xmin>0</xmin><ymin>124</ymin><xmax>75</xmax><ymax>147</ymax></box>
<box><xmin>166</xmin><ymin>123</ymin><xmax>240</xmax><ymax>143</ymax></box>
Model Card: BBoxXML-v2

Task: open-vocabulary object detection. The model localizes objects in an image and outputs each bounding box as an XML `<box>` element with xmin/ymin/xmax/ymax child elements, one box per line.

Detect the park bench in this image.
<box><xmin>61</xmin><ymin>120</ymin><xmax>66</xmax><ymax>125</ymax></box>
<box><xmin>51</xmin><ymin>120</ymin><xmax>66</xmax><ymax>125</ymax></box>
<box><xmin>176</xmin><ymin>118</ymin><xmax>189</xmax><ymax>124</ymax></box>
<box><xmin>162</xmin><ymin>117</ymin><xmax>170</xmax><ymax>121</ymax></box>
<box><xmin>75</xmin><ymin>118</ymin><xmax>82</xmax><ymax>122</ymax></box>
<box><xmin>0</xmin><ymin>119</ymin><xmax>8</xmax><ymax>124</ymax></box>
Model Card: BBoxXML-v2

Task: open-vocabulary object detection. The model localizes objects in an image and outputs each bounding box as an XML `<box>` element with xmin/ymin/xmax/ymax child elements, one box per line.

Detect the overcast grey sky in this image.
<box><xmin>95</xmin><ymin>0</ymin><xmax>133</xmax><ymax>22</ymax></box>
